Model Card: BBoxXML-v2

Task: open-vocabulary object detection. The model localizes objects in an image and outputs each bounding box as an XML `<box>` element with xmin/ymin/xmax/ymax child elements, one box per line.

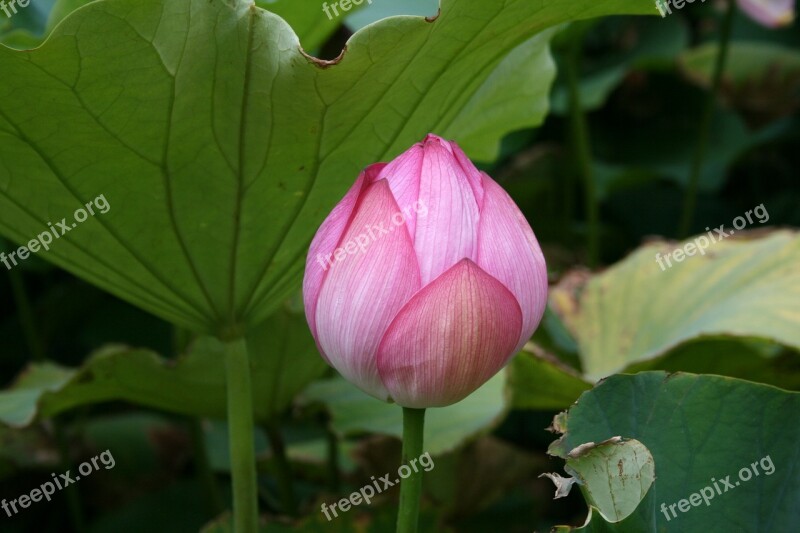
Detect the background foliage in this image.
<box><xmin>0</xmin><ymin>0</ymin><xmax>798</xmax><ymax>531</ymax></box>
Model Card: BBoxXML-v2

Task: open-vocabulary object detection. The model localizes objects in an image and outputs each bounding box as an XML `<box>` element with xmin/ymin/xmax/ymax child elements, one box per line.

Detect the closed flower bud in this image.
<box><xmin>303</xmin><ymin>134</ymin><xmax>547</xmax><ymax>408</ymax></box>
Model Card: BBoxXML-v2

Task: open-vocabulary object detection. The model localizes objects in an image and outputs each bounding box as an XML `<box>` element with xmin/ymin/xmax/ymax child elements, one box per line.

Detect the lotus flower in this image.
<box><xmin>738</xmin><ymin>0</ymin><xmax>794</xmax><ymax>27</ymax></box>
<box><xmin>303</xmin><ymin>134</ymin><xmax>548</xmax><ymax>408</ymax></box>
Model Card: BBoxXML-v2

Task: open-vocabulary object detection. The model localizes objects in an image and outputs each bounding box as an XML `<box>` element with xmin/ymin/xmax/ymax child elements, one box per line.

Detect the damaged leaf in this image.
<box><xmin>563</xmin><ymin>437</ymin><xmax>655</xmax><ymax>523</ymax></box>
<box><xmin>548</xmin><ymin>372</ymin><xmax>800</xmax><ymax>531</ymax></box>
<box><xmin>540</xmin><ymin>471</ymin><xmax>578</xmax><ymax>499</ymax></box>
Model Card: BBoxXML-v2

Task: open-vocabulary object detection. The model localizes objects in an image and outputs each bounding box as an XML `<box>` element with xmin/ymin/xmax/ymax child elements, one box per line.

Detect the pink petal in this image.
<box><xmin>303</xmin><ymin>163</ymin><xmax>386</xmax><ymax>344</ymax></box>
<box><xmin>443</xmin><ymin>137</ymin><xmax>485</xmax><ymax>210</ymax></box>
<box><xmin>476</xmin><ymin>174</ymin><xmax>548</xmax><ymax>355</ymax></box>
<box><xmin>408</xmin><ymin>136</ymin><xmax>482</xmax><ymax>285</ymax></box>
<box><xmin>374</xmin><ymin>144</ymin><xmax>424</xmax><ymax>238</ymax></box>
<box><xmin>371</xmin><ymin>135</ymin><xmax>485</xmax><ymax>276</ymax></box>
<box><xmin>314</xmin><ymin>180</ymin><xmax>422</xmax><ymax>400</ymax></box>
<box><xmin>377</xmin><ymin>259</ymin><xmax>522</xmax><ymax>408</ymax></box>
<box><xmin>737</xmin><ymin>0</ymin><xmax>794</xmax><ymax>27</ymax></box>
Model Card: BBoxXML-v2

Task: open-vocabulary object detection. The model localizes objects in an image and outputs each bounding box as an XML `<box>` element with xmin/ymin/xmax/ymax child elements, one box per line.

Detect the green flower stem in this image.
<box><xmin>565</xmin><ymin>28</ymin><xmax>599</xmax><ymax>268</ymax></box>
<box><xmin>225</xmin><ymin>337</ymin><xmax>259</xmax><ymax>533</ymax></box>
<box><xmin>265</xmin><ymin>420</ymin><xmax>298</xmax><ymax>516</ymax></box>
<box><xmin>678</xmin><ymin>0</ymin><xmax>736</xmax><ymax>237</ymax></box>
<box><xmin>396</xmin><ymin>407</ymin><xmax>426</xmax><ymax>533</ymax></box>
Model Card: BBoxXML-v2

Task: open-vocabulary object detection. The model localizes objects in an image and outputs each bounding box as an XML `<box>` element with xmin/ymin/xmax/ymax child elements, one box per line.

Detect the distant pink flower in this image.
<box><xmin>738</xmin><ymin>0</ymin><xmax>794</xmax><ymax>27</ymax></box>
<box><xmin>303</xmin><ymin>134</ymin><xmax>548</xmax><ymax>408</ymax></box>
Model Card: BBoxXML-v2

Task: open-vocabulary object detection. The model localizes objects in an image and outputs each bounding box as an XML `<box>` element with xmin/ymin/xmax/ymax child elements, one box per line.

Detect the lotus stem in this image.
<box><xmin>396</xmin><ymin>407</ymin><xmax>426</xmax><ymax>533</ymax></box>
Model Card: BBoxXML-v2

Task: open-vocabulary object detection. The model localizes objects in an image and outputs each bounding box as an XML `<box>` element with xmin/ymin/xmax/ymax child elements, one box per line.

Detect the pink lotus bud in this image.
<box><xmin>737</xmin><ymin>0</ymin><xmax>794</xmax><ymax>28</ymax></box>
<box><xmin>303</xmin><ymin>135</ymin><xmax>547</xmax><ymax>408</ymax></box>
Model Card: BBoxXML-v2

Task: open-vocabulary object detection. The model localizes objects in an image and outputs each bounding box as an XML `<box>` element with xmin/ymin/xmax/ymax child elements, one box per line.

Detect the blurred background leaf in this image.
<box><xmin>0</xmin><ymin>304</ymin><xmax>326</xmax><ymax>426</ymax></box>
<box><xmin>550</xmin><ymin>231</ymin><xmax>800</xmax><ymax>380</ymax></box>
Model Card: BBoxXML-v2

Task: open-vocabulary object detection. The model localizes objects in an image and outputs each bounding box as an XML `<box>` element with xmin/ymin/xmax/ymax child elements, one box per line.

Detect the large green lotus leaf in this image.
<box><xmin>303</xmin><ymin>370</ymin><xmax>507</xmax><ymax>455</ymax></box>
<box><xmin>550</xmin><ymin>231</ymin><xmax>800</xmax><ymax>380</ymax></box>
<box><xmin>0</xmin><ymin>305</ymin><xmax>326</xmax><ymax>426</ymax></box>
<box><xmin>0</xmin><ymin>0</ymin><xmax>654</xmax><ymax>334</ymax></box>
<box><xmin>3</xmin><ymin>0</ymin><xmax>362</xmax><ymax>52</ymax></box>
<box><xmin>548</xmin><ymin>372</ymin><xmax>800</xmax><ymax>531</ymax></box>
